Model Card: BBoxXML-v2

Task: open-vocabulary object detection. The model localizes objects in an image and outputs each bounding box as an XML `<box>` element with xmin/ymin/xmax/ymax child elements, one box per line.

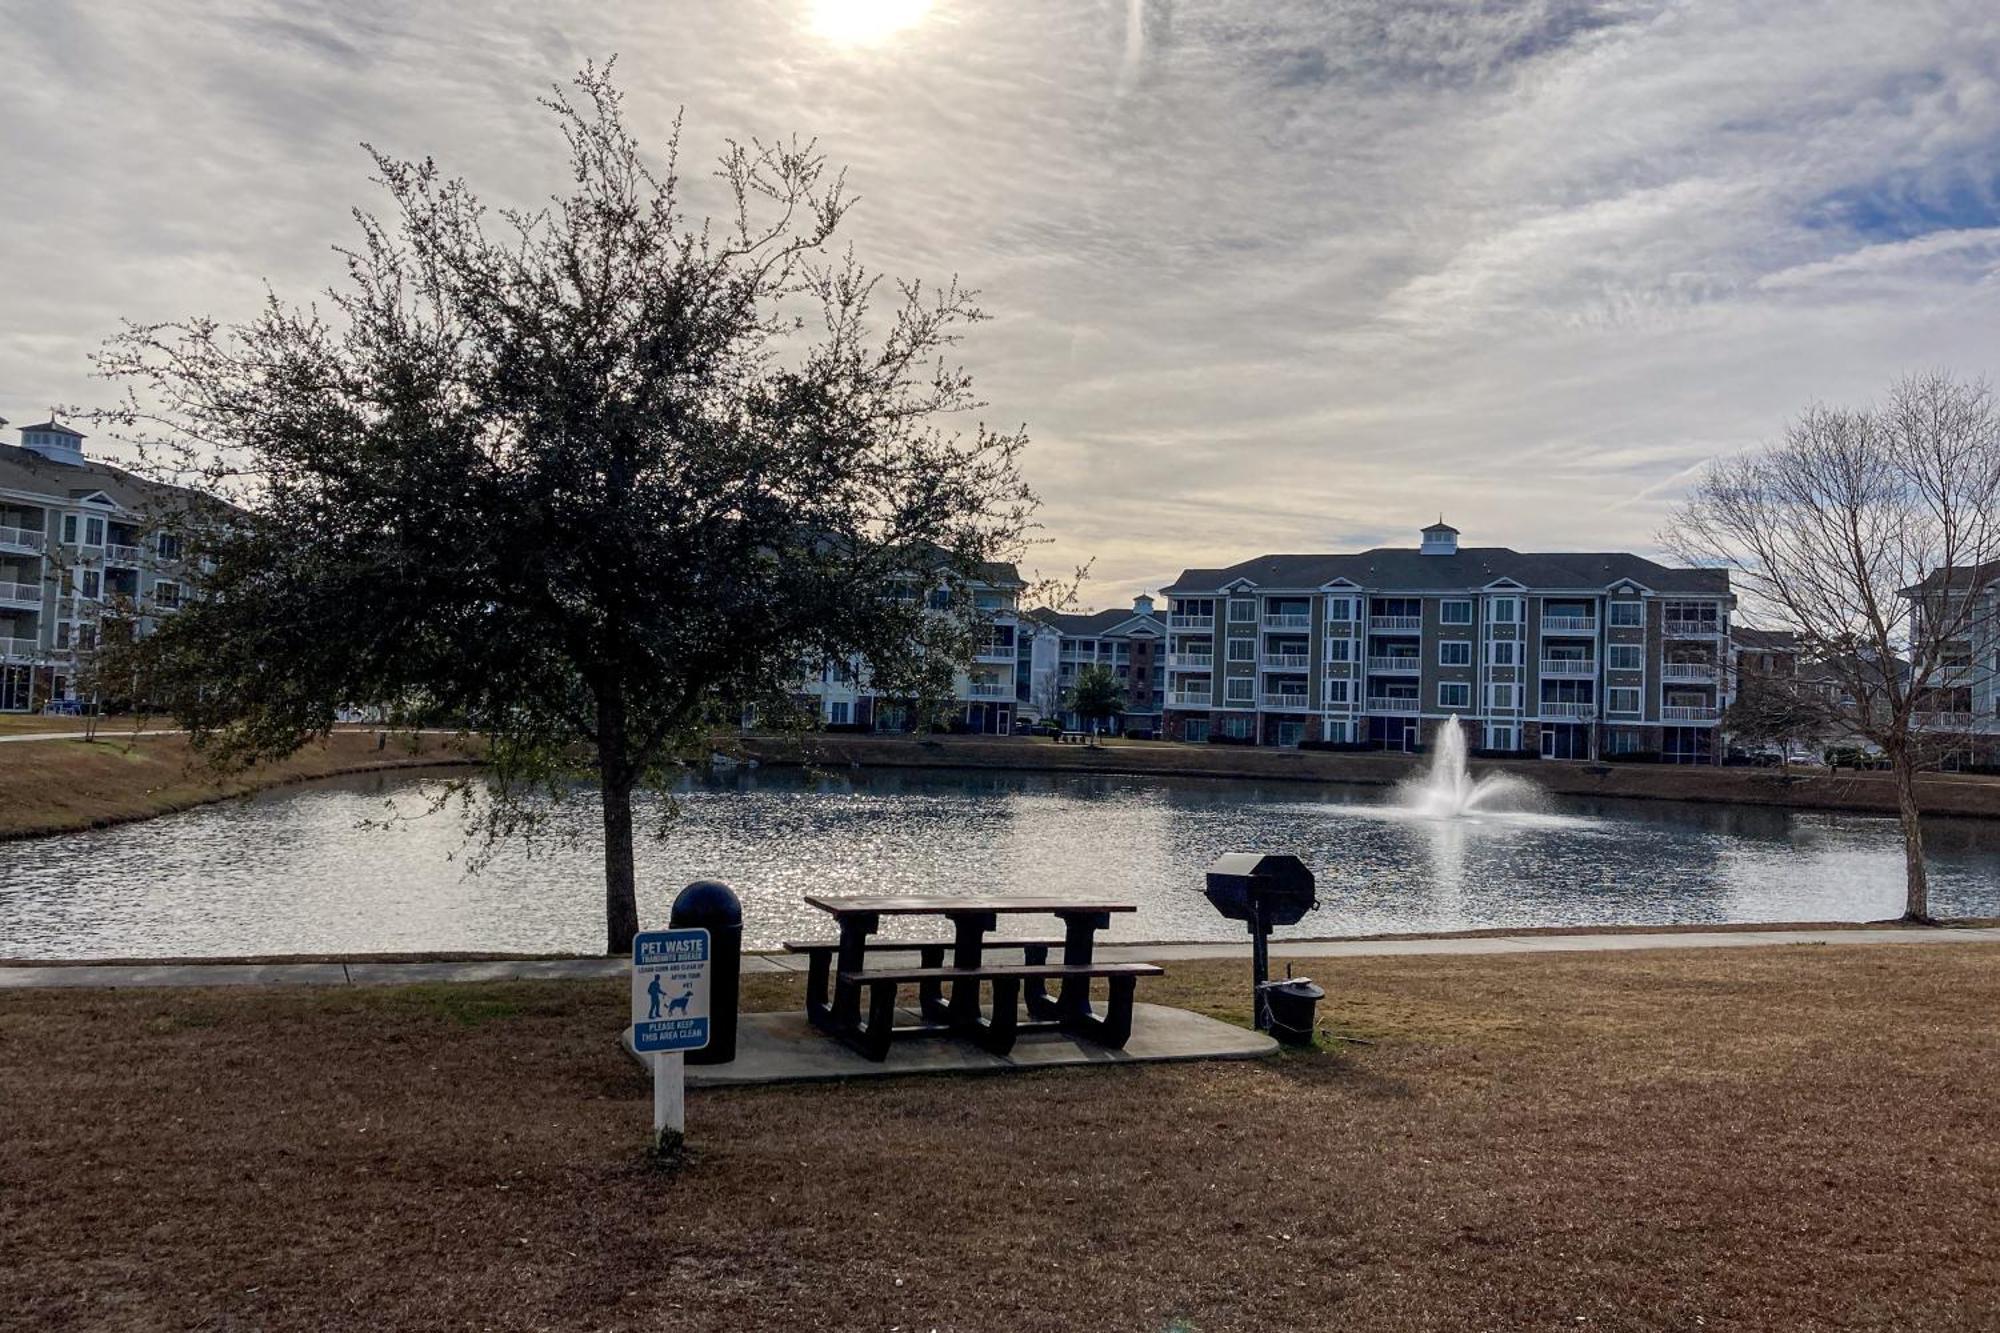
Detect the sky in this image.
<box><xmin>6</xmin><ymin>0</ymin><xmax>2000</xmax><ymax>609</ymax></box>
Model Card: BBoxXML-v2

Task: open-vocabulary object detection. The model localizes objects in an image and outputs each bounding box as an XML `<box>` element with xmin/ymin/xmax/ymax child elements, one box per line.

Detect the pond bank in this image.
<box><xmin>735</xmin><ymin>733</ymin><xmax>2000</xmax><ymax>819</ymax></box>
<box><xmin>0</xmin><ymin>729</ymin><xmax>483</xmax><ymax>842</ymax></box>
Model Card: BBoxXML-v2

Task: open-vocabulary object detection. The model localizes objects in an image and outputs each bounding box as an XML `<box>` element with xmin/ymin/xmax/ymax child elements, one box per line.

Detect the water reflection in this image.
<box><xmin>3</xmin><ymin>765</ymin><xmax>1999</xmax><ymax>959</ymax></box>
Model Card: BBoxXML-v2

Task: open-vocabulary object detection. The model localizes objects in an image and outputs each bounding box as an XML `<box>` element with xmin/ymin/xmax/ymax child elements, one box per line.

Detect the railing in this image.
<box><xmin>1259</xmin><ymin>692</ymin><xmax>1314</xmax><ymax>711</ymax></box>
<box><xmin>1663</xmin><ymin>618</ymin><xmax>1721</xmax><ymax>637</ymax></box>
<box><xmin>1660</xmin><ymin>663</ymin><xmax>1714</xmax><ymax>682</ymax></box>
<box><xmin>1914</xmin><ymin>710</ymin><xmax>1976</xmax><ymax>728</ymax></box>
<box><xmin>1169</xmin><ymin>614</ymin><xmax>1214</xmax><ymax>630</ymax></box>
<box><xmin>103</xmin><ymin>543</ymin><xmax>143</xmax><ymax>565</ymax></box>
<box><xmin>1541</xmin><ymin>616</ymin><xmax>1597</xmax><ymax>635</ymax></box>
<box><xmin>0</xmin><ymin>525</ymin><xmax>44</xmax><ymax>553</ymax></box>
<box><xmin>1170</xmin><ymin>691</ymin><xmax>1212</xmax><ymax>708</ymax></box>
<box><xmin>1365</xmin><ymin>656</ymin><xmax>1421</xmax><ymax>674</ymax></box>
<box><xmin>0</xmin><ymin>581</ymin><xmax>43</xmax><ymax>606</ymax></box>
<box><xmin>1263</xmin><ymin>612</ymin><xmax>1311</xmax><ymax>630</ymax></box>
<box><xmin>1368</xmin><ymin>615</ymin><xmax>1421</xmax><ymax>631</ymax></box>
<box><xmin>1660</xmin><ymin>705</ymin><xmax>1720</xmax><ymax>723</ymax></box>
<box><xmin>966</xmin><ymin>682</ymin><xmax>1011</xmax><ymax>698</ymax></box>
<box><xmin>975</xmin><ymin>642</ymin><xmax>1015</xmax><ymax>661</ymax></box>
<box><xmin>1539</xmin><ymin>658</ymin><xmax>1596</xmax><ymax>677</ymax></box>
<box><xmin>1262</xmin><ymin>653</ymin><xmax>1310</xmax><ymax>670</ymax></box>
<box><xmin>1168</xmin><ymin>652</ymin><xmax>1213</xmax><ymax>669</ymax></box>
<box><xmin>1366</xmin><ymin>696</ymin><xmax>1420</xmax><ymax>713</ymax></box>
<box><xmin>1539</xmin><ymin>701</ymin><xmax>1596</xmax><ymax>719</ymax></box>
<box><xmin>0</xmin><ymin>636</ymin><xmax>40</xmax><ymax>660</ymax></box>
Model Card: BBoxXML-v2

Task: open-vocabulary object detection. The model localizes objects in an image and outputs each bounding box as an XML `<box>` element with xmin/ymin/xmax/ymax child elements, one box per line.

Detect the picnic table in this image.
<box><xmin>788</xmin><ymin>894</ymin><xmax>1161</xmax><ymax>1061</ymax></box>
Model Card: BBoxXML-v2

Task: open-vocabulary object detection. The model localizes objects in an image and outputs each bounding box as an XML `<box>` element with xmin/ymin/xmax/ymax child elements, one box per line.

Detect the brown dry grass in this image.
<box><xmin>6</xmin><ymin>946</ymin><xmax>2000</xmax><ymax>1330</ymax></box>
<box><xmin>0</xmin><ymin>730</ymin><xmax>481</xmax><ymax>840</ymax></box>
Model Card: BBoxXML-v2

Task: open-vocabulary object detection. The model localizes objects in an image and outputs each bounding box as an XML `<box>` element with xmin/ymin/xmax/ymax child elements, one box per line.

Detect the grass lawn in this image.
<box><xmin>5</xmin><ymin>947</ymin><xmax>2000</xmax><ymax>1330</ymax></box>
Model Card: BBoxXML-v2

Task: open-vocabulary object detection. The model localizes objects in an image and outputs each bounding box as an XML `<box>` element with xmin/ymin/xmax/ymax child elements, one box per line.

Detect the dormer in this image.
<box><xmin>1419</xmin><ymin>519</ymin><xmax>1459</xmax><ymax>556</ymax></box>
<box><xmin>20</xmin><ymin>418</ymin><xmax>86</xmax><ymax>466</ymax></box>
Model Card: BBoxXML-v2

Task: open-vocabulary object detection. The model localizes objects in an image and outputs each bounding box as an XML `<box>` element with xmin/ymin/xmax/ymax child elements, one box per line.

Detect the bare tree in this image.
<box><xmin>1668</xmin><ymin>371</ymin><xmax>2000</xmax><ymax>922</ymax></box>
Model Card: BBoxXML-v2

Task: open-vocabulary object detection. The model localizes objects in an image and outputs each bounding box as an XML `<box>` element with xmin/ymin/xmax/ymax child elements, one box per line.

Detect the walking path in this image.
<box><xmin>0</xmin><ymin>728</ymin><xmax>187</xmax><ymax>743</ymax></box>
<box><xmin>3</xmin><ymin>925</ymin><xmax>1994</xmax><ymax>989</ymax></box>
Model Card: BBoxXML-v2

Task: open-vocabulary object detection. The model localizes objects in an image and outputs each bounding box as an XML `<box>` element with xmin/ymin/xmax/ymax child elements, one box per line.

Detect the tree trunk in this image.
<box><xmin>597</xmin><ymin>690</ymin><xmax>641</xmax><ymax>956</ymax></box>
<box><xmin>1889</xmin><ymin>747</ymin><xmax>1932</xmax><ymax>924</ymax></box>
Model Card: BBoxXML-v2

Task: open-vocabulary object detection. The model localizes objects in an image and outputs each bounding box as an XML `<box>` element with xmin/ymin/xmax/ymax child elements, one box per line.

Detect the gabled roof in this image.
<box><xmin>0</xmin><ymin>442</ymin><xmax>191</xmax><ymax>514</ymax></box>
<box><xmin>1028</xmin><ymin>607</ymin><xmax>1165</xmax><ymax>639</ymax></box>
<box><xmin>19</xmin><ymin>419</ymin><xmax>84</xmax><ymax>438</ymax></box>
<box><xmin>1906</xmin><ymin>561</ymin><xmax>2000</xmax><ymax>594</ymax></box>
<box><xmin>1164</xmin><ymin>547</ymin><xmax>1729</xmax><ymax>597</ymax></box>
<box><xmin>1732</xmin><ymin>627</ymin><xmax>1800</xmax><ymax>652</ymax></box>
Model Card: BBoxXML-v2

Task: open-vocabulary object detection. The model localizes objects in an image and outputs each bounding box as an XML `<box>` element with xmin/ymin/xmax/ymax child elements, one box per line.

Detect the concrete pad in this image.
<box><xmin>623</xmin><ymin>1002</ymin><xmax>1278</xmax><ymax>1088</ymax></box>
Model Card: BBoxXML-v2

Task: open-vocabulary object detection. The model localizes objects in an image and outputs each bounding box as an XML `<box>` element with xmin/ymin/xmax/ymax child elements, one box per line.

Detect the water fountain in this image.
<box><xmin>1396</xmin><ymin>715</ymin><xmax>1541</xmax><ymax>819</ymax></box>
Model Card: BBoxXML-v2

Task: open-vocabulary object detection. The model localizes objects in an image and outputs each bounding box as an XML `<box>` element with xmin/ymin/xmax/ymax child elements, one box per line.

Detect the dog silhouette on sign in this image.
<box><xmin>666</xmin><ymin>982</ymin><xmax>694</xmax><ymax>1017</ymax></box>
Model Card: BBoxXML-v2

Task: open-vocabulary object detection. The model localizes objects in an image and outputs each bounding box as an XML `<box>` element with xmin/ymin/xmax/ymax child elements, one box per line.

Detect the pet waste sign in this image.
<box><xmin>631</xmin><ymin>927</ymin><xmax>711</xmax><ymax>1055</ymax></box>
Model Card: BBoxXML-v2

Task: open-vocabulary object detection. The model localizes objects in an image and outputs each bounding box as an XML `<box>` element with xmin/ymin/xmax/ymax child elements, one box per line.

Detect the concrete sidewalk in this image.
<box><xmin>3</xmin><ymin>925</ymin><xmax>1995</xmax><ymax>989</ymax></box>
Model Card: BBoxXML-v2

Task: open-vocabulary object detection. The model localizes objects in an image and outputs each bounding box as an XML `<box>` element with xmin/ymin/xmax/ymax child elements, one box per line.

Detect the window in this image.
<box><xmin>1488</xmin><ymin>640</ymin><xmax>1519</xmax><ymax>667</ymax></box>
<box><xmin>81</xmin><ymin>571</ymin><xmax>100</xmax><ymax>599</ymax></box>
<box><xmin>1223</xmin><ymin>714</ymin><xmax>1252</xmax><ymax>738</ymax></box>
<box><xmin>828</xmin><ymin>701</ymin><xmax>850</xmax><ymax>725</ymax></box>
<box><xmin>1440</xmin><ymin>600</ymin><xmax>1473</xmax><ymax>625</ymax></box>
<box><xmin>1227</xmin><ymin>638</ymin><xmax>1256</xmax><ymax>662</ymax></box>
<box><xmin>1325</xmin><ymin>679</ymin><xmax>1350</xmax><ymax>704</ymax></box>
<box><xmin>1487</xmin><ymin>724</ymin><xmax>1517</xmax><ymax>752</ymax></box>
<box><xmin>1438</xmin><ymin>641</ymin><xmax>1471</xmax><ymax>667</ymax></box>
<box><xmin>1225</xmin><ymin>677</ymin><xmax>1254</xmax><ymax>703</ymax></box>
<box><xmin>156</xmin><ymin>531</ymin><xmax>183</xmax><ymax>561</ymax></box>
<box><xmin>1325</xmin><ymin>596</ymin><xmax>1355</xmax><ymax>621</ymax></box>
<box><xmin>1229</xmin><ymin>598</ymin><xmax>1256</xmax><ymax>622</ymax></box>
<box><xmin>1438</xmin><ymin>681</ymin><xmax>1471</xmax><ymax>709</ymax></box>
<box><xmin>55</xmin><ymin>622</ymin><xmax>70</xmax><ymax>649</ymax></box>
<box><xmin>1610</xmin><ymin>601</ymin><xmax>1644</xmax><ymax>627</ymax></box>
<box><xmin>1607</xmin><ymin>688</ymin><xmax>1641</xmax><ymax>714</ymax></box>
<box><xmin>1488</xmin><ymin>596</ymin><xmax>1521</xmax><ymax>623</ymax></box>
<box><xmin>1182</xmin><ymin>719</ymin><xmax>1209</xmax><ymax>743</ymax></box>
<box><xmin>62</xmin><ymin>515</ymin><xmax>78</xmax><ymax>544</ymax></box>
<box><xmin>1607</xmin><ymin>644</ymin><xmax>1644</xmax><ymax>672</ymax></box>
<box><xmin>1327</xmin><ymin>719</ymin><xmax>1351</xmax><ymax>743</ymax></box>
<box><xmin>85</xmin><ymin>517</ymin><xmax>105</xmax><ymax>547</ymax></box>
<box><xmin>1325</xmin><ymin>638</ymin><xmax>1351</xmax><ymax>662</ymax></box>
<box><xmin>1606</xmin><ymin>729</ymin><xmax>1642</xmax><ymax>754</ymax></box>
<box><xmin>77</xmin><ymin>624</ymin><xmax>97</xmax><ymax>651</ymax></box>
<box><xmin>1488</xmin><ymin>682</ymin><xmax>1517</xmax><ymax>709</ymax></box>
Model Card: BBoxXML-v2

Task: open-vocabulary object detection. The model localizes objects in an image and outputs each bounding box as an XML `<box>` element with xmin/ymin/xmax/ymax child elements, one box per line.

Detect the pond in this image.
<box><xmin>4</xmin><ymin>765</ymin><xmax>1999</xmax><ymax>959</ymax></box>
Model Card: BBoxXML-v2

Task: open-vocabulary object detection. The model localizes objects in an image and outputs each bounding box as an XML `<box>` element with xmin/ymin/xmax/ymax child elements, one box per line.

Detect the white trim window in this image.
<box><xmin>1610</xmin><ymin>601</ymin><xmax>1644</xmax><ymax>628</ymax></box>
<box><xmin>1607</xmin><ymin>644</ymin><xmax>1644</xmax><ymax>671</ymax></box>
<box><xmin>1438</xmin><ymin>681</ymin><xmax>1472</xmax><ymax>709</ymax></box>
<box><xmin>1225</xmin><ymin>676</ymin><xmax>1254</xmax><ymax>703</ymax></box>
<box><xmin>1607</xmin><ymin>687</ymin><xmax>1642</xmax><ymax>714</ymax></box>
<box><xmin>1325</xmin><ymin>638</ymin><xmax>1351</xmax><ymax>662</ymax></box>
<box><xmin>1325</xmin><ymin>595</ymin><xmax>1355</xmax><ymax>621</ymax></box>
<box><xmin>1440</xmin><ymin>599</ymin><xmax>1473</xmax><ymax>625</ymax></box>
<box><xmin>1486</xmin><ymin>724</ymin><xmax>1518</xmax><ymax>751</ymax></box>
<box><xmin>1227</xmin><ymin>638</ymin><xmax>1256</xmax><ymax>662</ymax></box>
<box><xmin>1325</xmin><ymin>679</ymin><xmax>1350</xmax><ymax>704</ymax></box>
<box><xmin>1488</xmin><ymin>596</ymin><xmax>1522</xmax><ymax>623</ymax></box>
<box><xmin>1228</xmin><ymin>598</ymin><xmax>1257</xmax><ymax>622</ymax></box>
<box><xmin>85</xmin><ymin>516</ymin><xmax>105</xmax><ymax>547</ymax></box>
<box><xmin>1438</xmin><ymin>641</ymin><xmax>1472</xmax><ymax>667</ymax></box>
<box><xmin>1488</xmin><ymin>640</ymin><xmax>1520</xmax><ymax>667</ymax></box>
<box><xmin>1488</xmin><ymin>682</ymin><xmax>1517</xmax><ymax>709</ymax></box>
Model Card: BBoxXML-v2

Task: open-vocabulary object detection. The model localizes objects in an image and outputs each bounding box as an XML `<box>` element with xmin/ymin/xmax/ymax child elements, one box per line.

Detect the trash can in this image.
<box><xmin>1257</xmin><ymin>977</ymin><xmax>1325</xmax><ymax>1046</ymax></box>
<box><xmin>669</xmin><ymin>879</ymin><xmax>741</xmax><ymax>1065</ymax></box>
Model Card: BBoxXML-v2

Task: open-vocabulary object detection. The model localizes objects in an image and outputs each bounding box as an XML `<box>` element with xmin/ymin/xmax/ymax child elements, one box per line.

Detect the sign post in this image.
<box><xmin>631</xmin><ymin>927</ymin><xmax>711</xmax><ymax>1151</ymax></box>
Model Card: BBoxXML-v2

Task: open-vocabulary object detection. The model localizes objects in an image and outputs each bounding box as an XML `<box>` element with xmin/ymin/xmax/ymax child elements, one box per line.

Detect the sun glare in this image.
<box><xmin>807</xmin><ymin>0</ymin><xmax>933</xmax><ymax>46</ymax></box>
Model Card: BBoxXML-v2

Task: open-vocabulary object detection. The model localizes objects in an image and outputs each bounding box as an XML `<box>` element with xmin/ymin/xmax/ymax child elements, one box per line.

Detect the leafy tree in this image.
<box><xmin>1067</xmin><ymin>664</ymin><xmax>1124</xmax><ymax>735</ymax></box>
<box><xmin>1669</xmin><ymin>371</ymin><xmax>2000</xmax><ymax>921</ymax></box>
<box><xmin>94</xmin><ymin>64</ymin><xmax>1036</xmax><ymax>953</ymax></box>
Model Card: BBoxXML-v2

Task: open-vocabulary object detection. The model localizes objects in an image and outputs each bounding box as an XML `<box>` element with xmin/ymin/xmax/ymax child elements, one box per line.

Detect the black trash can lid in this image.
<box><xmin>1258</xmin><ymin>978</ymin><xmax>1325</xmax><ymax>1000</ymax></box>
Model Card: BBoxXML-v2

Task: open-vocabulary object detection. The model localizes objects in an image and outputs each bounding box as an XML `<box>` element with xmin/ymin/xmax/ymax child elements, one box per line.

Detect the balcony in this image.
<box><xmin>0</xmin><ymin>581</ymin><xmax>42</xmax><ymax>609</ymax></box>
<box><xmin>1539</xmin><ymin>701</ymin><xmax>1597</xmax><ymax>719</ymax></box>
<box><xmin>0</xmin><ymin>525</ymin><xmax>43</xmax><ymax>555</ymax></box>
<box><xmin>1263</xmin><ymin>612</ymin><xmax>1311</xmax><ymax>631</ymax></box>
<box><xmin>0</xmin><ymin>636</ymin><xmax>39</xmax><ymax>661</ymax></box>
<box><xmin>1369</xmin><ymin>615</ymin><xmax>1421</xmax><ymax>631</ymax></box>
<box><xmin>1915</xmin><ymin>710</ymin><xmax>1976</xmax><ymax>729</ymax></box>
<box><xmin>1539</xmin><ymin>658</ymin><xmax>1596</xmax><ymax>677</ymax></box>
<box><xmin>966</xmin><ymin>682</ymin><xmax>1011</xmax><ymax>699</ymax></box>
<box><xmin>1664</xmin><ymin>618</ymin><xmax>1721</xmax><ymax>638</ymax></box>
<box><xmin>104</xmin><ymin>543</ymin><xmax>143</xmax><ymax>566</ymax></box>
<box><xmin>1168</xmin><ymin>652</ymin><xmax>1214</xmax><ymax>670</ymax></box>
<box><xmin>1169</xmin><ymin>614</ymin><xmax>1214</xmax><ymax>630</ymax></box>
<box><xmin>1661</xmin><ymin>662</ymin><xmax>1715</xmax><ymax>682</ymax></box>
<box><xmin>1262</xmin><ymin>652</ymin><xmax>1310</xmax><ymax>670</ymax></box>
<box><xmin>1170</xmin><ymin>690</ymin><xmax>1212</xmax><ymax>708</ymax></box>
<box><xmin>1365</xmin><ymin>656</ymin><xmax>1421</xmax><ymax>674</ymax></box>
<box><xmin>1661</xmin><ymin>705</ymin><xmax>1721</xmax><ymax>723</ymax></box>
<box><xmin>1260</xmin><ymin>692</ymin><xmax>1315</xmax><ymax>712</ymax></box>
<box><xmin>1541</xmin><ymin>615</ymin><xmax>1597</xmax><ymax>635</ymax></box>
<box><xmin>975</xmin><ymin>641</ymin><xmax>1016</xmax><ymax>662</ymax></box>
<box><xmin>1366</xmin><ymin>696</ymin><xmax>1420</xmax><ymax>713</ymax></box>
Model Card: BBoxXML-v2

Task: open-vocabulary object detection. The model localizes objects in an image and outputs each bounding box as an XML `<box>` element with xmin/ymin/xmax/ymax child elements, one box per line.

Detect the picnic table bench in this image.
<box><xmin>796</xmin><ymin>894</ymin><xmax>1161</xmax><ymax>1061</ymax></box>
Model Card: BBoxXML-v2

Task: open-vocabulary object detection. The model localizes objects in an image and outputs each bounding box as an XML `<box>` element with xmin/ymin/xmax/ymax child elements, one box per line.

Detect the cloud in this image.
<box><xmin>6</xmin><ymin>0</ymin><xmax>2000</xmax><ymax>608</ymax></box>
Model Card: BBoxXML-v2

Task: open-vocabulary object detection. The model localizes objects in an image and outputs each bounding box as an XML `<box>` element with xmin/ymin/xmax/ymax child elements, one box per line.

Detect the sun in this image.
<box><xmin>807</xmin><ymin>0</ymin><xmax>934</xmax><ymax>46</ymax></box>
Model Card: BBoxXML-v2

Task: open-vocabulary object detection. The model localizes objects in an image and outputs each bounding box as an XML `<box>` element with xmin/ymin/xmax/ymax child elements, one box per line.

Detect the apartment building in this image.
<box><xmin>1162</xmin><ymin>522</ymin><xmax>1735</xmax><ymax>761</ymax></box>
<box><xmin>799</xmin><ymin>561</ymin><xmax>1030</xmax><ymax>734</ymax></box>
<box><xmin>0</xmin><ymin>418</ymin><xmax>190</xmax><ymax>712</ymax></box>
<box><xmin>1024</xmin><ymin>596</ymin><xmax>1167</xmax><ymax>735</ymax></box>
<box><xmin>1901</xmin><ymin>560</ymin><xmax>2000</xmax><ymax>761</ymax></box>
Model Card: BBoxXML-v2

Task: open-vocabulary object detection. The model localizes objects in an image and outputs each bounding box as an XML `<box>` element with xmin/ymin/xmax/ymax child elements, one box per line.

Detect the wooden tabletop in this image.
<box><xmin>803</xmin><ymin>894</ymin><xmax>1138</xmax><ymax>916</ymax></box>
